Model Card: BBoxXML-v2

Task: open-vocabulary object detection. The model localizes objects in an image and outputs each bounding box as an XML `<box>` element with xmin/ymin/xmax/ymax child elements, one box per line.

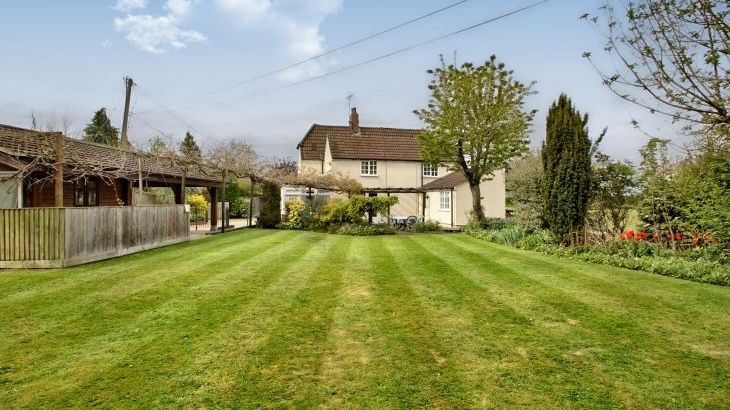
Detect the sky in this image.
<box><xmin>0</xmin><ymin>0</ymin><xmax>688</xmax><ymax>163</ymax></box>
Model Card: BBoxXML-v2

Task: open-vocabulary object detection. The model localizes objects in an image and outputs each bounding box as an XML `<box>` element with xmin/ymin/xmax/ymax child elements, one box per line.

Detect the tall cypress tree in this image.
<box><xmin>83</xmin><ymin>108</ymin><xmax>119</xmax><ymax>146</ymax></box>
<box><xmin>542</xmin><ymin>94</ymin><xmax>593</xmax><ymax>245</ymax></box>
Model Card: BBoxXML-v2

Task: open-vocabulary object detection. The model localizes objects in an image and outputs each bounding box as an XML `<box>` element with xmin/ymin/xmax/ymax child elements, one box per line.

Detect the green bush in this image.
<box><xmin>334</xmin><ymin>223</ymin><xmax>395</xmax><ymax>236</ymax></box>
<box><xmin>187</xmin><ymin>194</ymin><xmax>208</xmax><ymax>223</ymax></box>
<box><xmin>280</xmin><ymin>199</ymin><xmax>305</xmax><ymax>230</ymax></box>
<box><xmin>490</xmin><ymin>225</ymin><xmax>527</xmax><ymax>246</ymax></box>
<box><xmin>517</xmin><ymin>230</ymin><xmax>554</xmax><ymax>250</ymax></box>
<box><xmin>318</xmin><ymin>196</ymin><xmax>399</xmax><ymax>227</ymax></box>
<box><xmin>230</xmin><ymin>197</ymin><xmax>248</xmax><ymax>218</ymax></box>
<box><xmin>413</xmin><ymin>220</ymin><xmax>442</xmax><ymax>232</ymax></box>
<box><xmin>257</xmin><ymin>181</ymin><xmax>281</xmax><ymax>229</ymax></box>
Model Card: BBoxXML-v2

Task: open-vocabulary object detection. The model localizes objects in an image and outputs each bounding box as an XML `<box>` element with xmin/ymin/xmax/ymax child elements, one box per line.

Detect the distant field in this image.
<box><xmin>1</xmin><ymin>230</ymin><xmax>728</xmax><ymax>408</ymax></box>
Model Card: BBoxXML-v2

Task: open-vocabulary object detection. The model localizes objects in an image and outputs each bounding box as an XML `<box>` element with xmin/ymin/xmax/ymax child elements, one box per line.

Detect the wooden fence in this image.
<box><xmin>0</xmin><ymin>206</ymin><xmax>189</xmax><ymax>268</ymax></box>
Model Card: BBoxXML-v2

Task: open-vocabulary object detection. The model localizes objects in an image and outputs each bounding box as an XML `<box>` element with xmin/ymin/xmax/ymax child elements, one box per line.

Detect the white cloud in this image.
<box><xmin>214</xmin><ymin>0</ymin><xmax>344</xmax><ymax>80</ymax></box>
<box><xmin>165</xmin><ymin>0</ymin><xmax>194</xmax><ymax>17</ymax></box>
<box><xmin>214</xmin><ymin>0</ymin><xmax>272</xmax><ymax>23</ymax></box>
<box><xmin>113</xmin><ymin>0</ymin><xmax>205</xmax><ymax>54</ymax></box>
<box><xmin>114</xmin><ymin>14</ymin><xmax>206</xmax><ymax>54</ymax></box>
<box><xmin>100</xmin><ymin>39</ymin><xmax>113</xmax><ymax>48</ymax></box>
<box><xmin>113</xmin><ymin>0</ymin><xmax>147</xmax><ymax>12</ymax></box>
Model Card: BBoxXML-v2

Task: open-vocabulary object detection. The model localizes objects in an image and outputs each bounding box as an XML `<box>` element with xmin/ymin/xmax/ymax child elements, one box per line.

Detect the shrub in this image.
<box><xmin>335</xmin><ymin>223</ymin><xmax>395</xmax><ymax>236</ymax></box>
<box><xmin>230</xmin><ymin>197</ymin><xmax>248</xmax><ymax>218</ymax></box>
<box><xmin>413</xmin><ymin>220</ymin><xmax>442</xmax><ymax>232</ymax></box>
<box><xmin>257</xmin><ymin>181</ymin><xmax>281</xmax><ymax>229</ymax></box>
<box><xmin>187</xmin><ymin>194</ymin><xmax>208</xmax><ymax>223</ymax></box>
<box><xmin>490</xmin><ymin>225</ymin><xmax>527</xmax><ymax>246</ymax></box>
<box><xmin>318</xmin><ymin>196</ymin><xmax>399</xmax><ymax>227</ymax></box>
<box><xmin>517</xmin><ymin>230</ymin><xmax>554</xmax><ymax>250</ymax></box>
<box><xmin>280</xmin><ymin>199</ymin><xmax>305</xmax><ymax>230</ymax></box>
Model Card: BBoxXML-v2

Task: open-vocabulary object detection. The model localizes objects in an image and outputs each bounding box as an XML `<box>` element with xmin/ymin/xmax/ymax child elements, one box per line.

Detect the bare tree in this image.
<box><xmin>582</xmin><ymin>0</ymin><xmax>729</xmax><ymax>132</ymax></box>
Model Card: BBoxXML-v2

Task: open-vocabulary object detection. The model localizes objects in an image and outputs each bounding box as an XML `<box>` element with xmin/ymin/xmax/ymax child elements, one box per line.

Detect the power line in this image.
<box><xmin>198</xmin><ymin>0</ymin><xmax>554</xmax><ymax>109</ymax></box>
<box><xmin>133</xmin><ymin>82</ymin><xmax>221</xmax><ymax>143</ymax></box>
<box><xmin>136</xmin><ymin>0</ymin><xmax>475</xmax><ymax>114</ymax></box>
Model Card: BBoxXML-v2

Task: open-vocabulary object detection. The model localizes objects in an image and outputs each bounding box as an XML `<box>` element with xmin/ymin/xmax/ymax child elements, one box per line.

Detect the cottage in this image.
<box><xmin>291</xmin><ymin>108</ymin><xmax>506</xmax><ymax>227</ymax></box>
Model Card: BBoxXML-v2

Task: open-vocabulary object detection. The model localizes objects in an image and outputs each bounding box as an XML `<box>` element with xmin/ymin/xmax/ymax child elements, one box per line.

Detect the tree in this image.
<box><xmin>148</xmin><ymin>136</ymin><xmax>168</xmax><ymax>155</ymax></box>
<box><xmin>83</xmin><ymin>108</ymin><xmax>119</xmax><ymax>146</ymax></box>
<box><xmin>506</xmin><ymin>152</ymin><xmax>543</xmax><ymax>231</ymax></box>
<box><xmin>542</xmin><ymin>95</ymin><xmax>595</xmax><ymax>245</ymax></box>
<box><xmin>637</xmin><ymin>138</ymin><xmax>682</xmax><ymax>246</ymax></box>
<box><xmin>415</xmin><ymin>55</ymin><xmax>536</xmax><ymax>222</ymax></box>
<box><xmin>257</xmin><ymin>181</ymin><xmax>281</xmax><ymax>228</ymax></box>
<box><xmin>180</xmin><ymin>131</ymin><xmax>201</xmax><ymax>160</ymax></box>
<box><xmin>583</xmin><ymin>0</ymin><xmax>729</xmax><ymax>131</ymax></box>
<box><xmin>588</xmin><ymin>152</ymin><xmax>637</xmax><ymax>242</ymax></box>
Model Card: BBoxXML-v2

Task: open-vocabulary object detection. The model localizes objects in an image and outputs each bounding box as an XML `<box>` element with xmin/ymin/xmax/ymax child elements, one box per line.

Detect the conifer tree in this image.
<box><xmin>179</xmin><ymin>131</ymin><xmax>201</xmax><ymax>160</ymax></box>
<box><xmin>542</xmin><ymin>94</ymin><xmax>594</xmax><ymax>245</ymax></box>
<box><xmin>83</xmin><ymin>108</ymin><xmax>119</xmax><ymax>146</ymax></box>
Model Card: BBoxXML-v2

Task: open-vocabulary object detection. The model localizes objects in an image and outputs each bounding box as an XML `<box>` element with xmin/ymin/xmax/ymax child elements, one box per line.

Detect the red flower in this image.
<box><xmin>626</xmin><ymin>230</ymin><xmax>635</xmax><ymax>239</ymax></box>
<box><xmin>635</xmin><ymin>231</ymin><xmax>648</xmax><ymax>241</ymax></box>
<box><xmin>652</xmin><ymin>232</ymin><xmax>659</xmax><ymax>241</ymax></box>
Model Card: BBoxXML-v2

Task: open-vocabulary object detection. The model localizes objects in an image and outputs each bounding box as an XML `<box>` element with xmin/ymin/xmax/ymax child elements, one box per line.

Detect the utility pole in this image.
<box><xmin>121</xmin><ymin>77</ymin><xmax>134</xmax><ymax>146</ymax></box>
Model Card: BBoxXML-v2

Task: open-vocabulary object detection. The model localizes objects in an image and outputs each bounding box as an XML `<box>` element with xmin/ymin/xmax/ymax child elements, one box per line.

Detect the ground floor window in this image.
<box><xmin>74</xmin><ymin>178</ymin><xmax>99</xmax><ymax>207</ymax></box>
<box><xmin>360</xmin><ymin>160</ymin><xmax>377</xmax><ymax>176</ymax></box>
<box><xmin>439</xmin><ymin>190</ymin><xmax>450</xmax><ymax>210</ymax></box>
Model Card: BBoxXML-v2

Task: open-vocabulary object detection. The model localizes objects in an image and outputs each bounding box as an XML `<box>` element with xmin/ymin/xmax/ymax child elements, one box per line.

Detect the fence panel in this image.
<box><xmin>1</xmin><ymin>206</ymin><xmax>188</xmax><ymax>268</ymax></box>
<box><xmin>0</xmin><ymin>208</ymin><xmax>64</xmax><ymax>261</ymax></box>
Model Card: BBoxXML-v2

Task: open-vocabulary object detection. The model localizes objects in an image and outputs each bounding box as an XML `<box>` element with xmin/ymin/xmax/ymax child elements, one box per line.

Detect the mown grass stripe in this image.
<box><xmin>361</xmin><ymin>236</ymin><xmax>472</xmax><ymax>408</ymax></box>
<box><xmin>5</xmin><ymin>231</ymin><xmax>312</xmax><ymax>407</ymax></box>
<box><xmin>416</xmin><ymin>234</ymin><xmax>730</xmax><ymax>408</ymax></box>
<box><xmin>0</xmin><ymin>230</ymin><xmax>294</xmax><ymax>356</ymax></box>
<box><xmin>175</xmin><ymin>233</ymin><xmax>341</xmax><ymax>407</ymax></box>
<box><xmin>0</xmin><ymin>229</ymin><xmax>277</xmax><ymax>302</ymax></box>
<box><xmin>222</xmin><ymin>235</ymin><xmax>352</xmax><ymax>408</ymax></box>
<box><xmin>392</xmin><ymin>235</ymin><xmax>621</xmax><ymax>408</ymax></box>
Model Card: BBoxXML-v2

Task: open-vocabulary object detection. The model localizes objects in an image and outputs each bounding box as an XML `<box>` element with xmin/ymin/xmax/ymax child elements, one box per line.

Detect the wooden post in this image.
<box><xmin>54</xmin><ymin>133</ymin><xmax>64</xmax><ymax>207</ymax></box>
<box><xmin>209</xmin><ymin>186</ymin><xmax>218</xmax><ymax>232</ymax></box>
<box><xmin>180</xmin><ymin>174</ymin><xmax>186</xmax><ymax>204</ymax></box>
<box><xmin>173</xmin><ymin>185</ymin><xmax>182</xmax><ymax>204</ymax></box>
<box><xmin>248</xmin><ymin>178</ymin><xmax>254</xmax><ymax>227</ymax></box>
<box><xmin>137</xmin><ymin>157</ymin><xmax>143</xmax><ymax>197</ymax></box>
<box><xmin>221</xmin><ymin>171</ymin><xmax>227</xmax><ymax>233</ymax></box>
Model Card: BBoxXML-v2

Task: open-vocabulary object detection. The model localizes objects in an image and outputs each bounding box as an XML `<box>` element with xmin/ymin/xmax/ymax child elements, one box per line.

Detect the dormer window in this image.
<box><xmin>423</xmin><ymin>163</ymin><xmax>438</xmax><ymax>177</ymax></box>
<box><xmin>361</xmin><ymin>160</ymin><xmax>377</xmax><ymax>176</ymax></box>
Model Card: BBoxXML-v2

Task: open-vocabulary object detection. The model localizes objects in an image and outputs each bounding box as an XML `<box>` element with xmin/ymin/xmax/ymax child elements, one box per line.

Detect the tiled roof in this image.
<box><xmin>297</xmin><ymin>124</ymin><xmax>424</xmax><ymax>161</ymax></box>
<box><xmin>0</xmin><ymin>124</ymin><xmax>220</xmax><ymax>184</ymax></box>
<box><xmin>420</xmin><ymin>171</ymin><xmax>467</xmax><ymax>190</ymax></box>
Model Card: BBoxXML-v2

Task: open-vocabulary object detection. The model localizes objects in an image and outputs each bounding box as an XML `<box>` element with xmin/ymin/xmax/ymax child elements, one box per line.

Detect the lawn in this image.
<box><xmin>1</xmin><ymin>230</ymin><xmax>728</xmax><ymax>409</ymax></box>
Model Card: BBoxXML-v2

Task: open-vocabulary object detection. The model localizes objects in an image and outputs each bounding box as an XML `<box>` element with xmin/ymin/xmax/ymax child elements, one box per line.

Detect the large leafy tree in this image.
<box><xmin>542</xmin><ymin>95</ymin><xmax>595</xmax><ymax>245</ymax></box>
<box><xmin>83</xmin><ymin>108</ymin><xmax>119</xmax><ymax>146</ymax></box>
<box><xmin>415</xmin><ymin>55</ymin><xmax>536</xmax><ymax>222</ymax></box>
<box><xmin>583</xmin><ymin>0</ymin><xmax>729</xmax><ymax>132</ymax></box>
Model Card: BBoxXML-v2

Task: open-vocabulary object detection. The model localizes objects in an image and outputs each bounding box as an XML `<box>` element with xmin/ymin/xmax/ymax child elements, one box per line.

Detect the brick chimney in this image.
<box><xmin>349</xmin><ymin>107</ymin><xmax>360</xmax><ymax>136</ymax></box>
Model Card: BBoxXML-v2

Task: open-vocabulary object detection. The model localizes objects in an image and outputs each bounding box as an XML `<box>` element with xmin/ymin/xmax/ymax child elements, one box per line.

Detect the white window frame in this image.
<box><xmin>439</xmin><ymin>190</ymin><xmax>451</xmax><ymax>211</ymax></box>
<box><xmin>360</xmin><ymin>160</ymin><xmax>378</xmax><ymax>176</ymax></box>
<box><xmin>423</xmin><ymin>163</ymin><xmax>438</xmax><ymax>177</ymax></box>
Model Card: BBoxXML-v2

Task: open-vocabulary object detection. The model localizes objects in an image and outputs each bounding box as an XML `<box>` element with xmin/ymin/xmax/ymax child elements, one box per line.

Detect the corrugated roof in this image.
<box><xmin>297</xmin><ymin>124</ymin><xmax>424</xmax><ymax>161</ymax></box>
<box><xmin>0</xmin><ymin>124</ymin><xmax>220</xmax><ymax>184</ymax></box>
<box><xmin>420</xmin><ymin>171</ymin><xmax>467</xmax><ymax>190</ymax></box>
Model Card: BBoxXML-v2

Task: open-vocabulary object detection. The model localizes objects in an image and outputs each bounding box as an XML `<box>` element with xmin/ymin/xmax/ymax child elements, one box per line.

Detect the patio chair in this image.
<box><xmin>405</xmin><ymin>216</ymin><xmax>418</xmax><ymax>230</ymax></box>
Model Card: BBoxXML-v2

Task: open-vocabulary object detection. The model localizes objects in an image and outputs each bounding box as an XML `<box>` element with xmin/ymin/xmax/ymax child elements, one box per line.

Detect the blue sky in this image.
<box><xmin>0</xmin><ymin>0</ymin><xmax>685</xmax><ymax>162</ymax></box>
